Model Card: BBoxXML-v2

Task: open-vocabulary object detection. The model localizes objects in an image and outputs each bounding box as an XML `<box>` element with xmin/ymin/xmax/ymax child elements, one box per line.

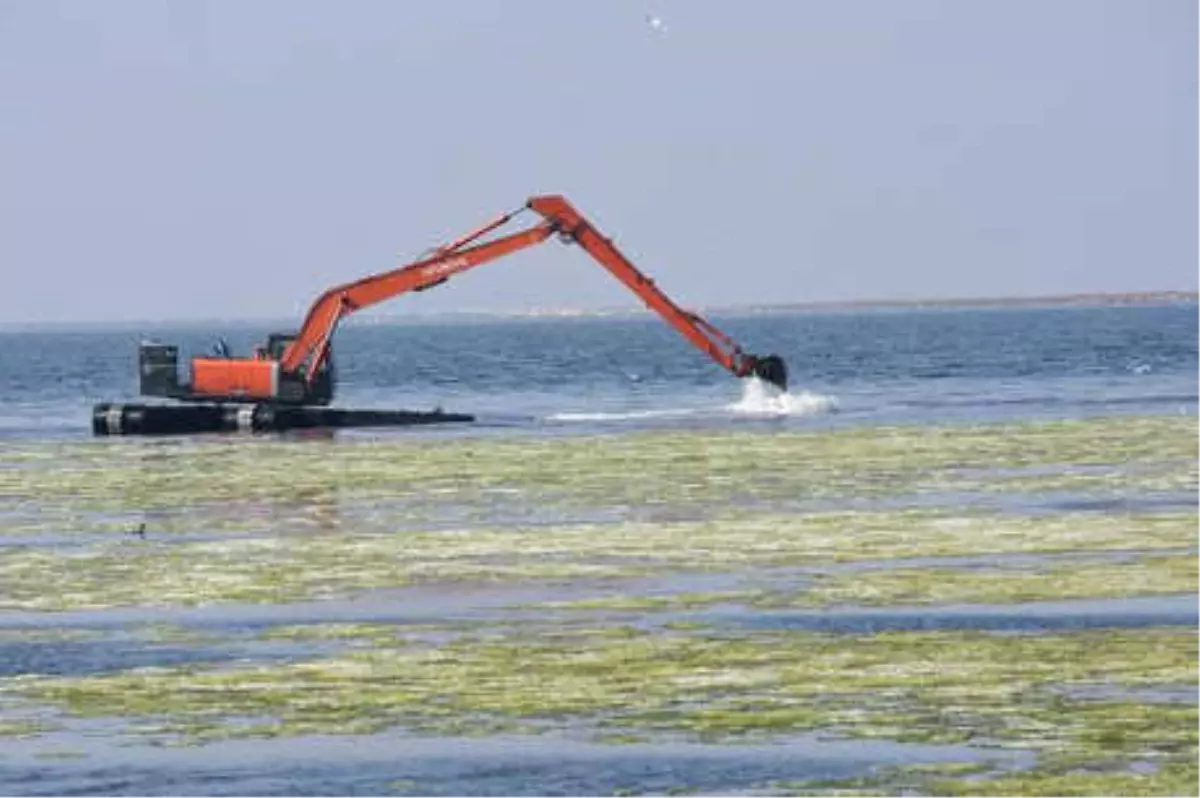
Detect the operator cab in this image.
<box><xmin>267</xmin><ymin>332</ymin><xmax>335</xmax><ymax>406</ymax></box>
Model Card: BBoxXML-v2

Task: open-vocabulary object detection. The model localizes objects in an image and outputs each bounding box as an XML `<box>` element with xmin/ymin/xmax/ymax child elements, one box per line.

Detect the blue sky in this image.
<box><xmin>0</xmin><ymin>0</ymin><xmax>1195</xmax><ymax>324</ymax></box>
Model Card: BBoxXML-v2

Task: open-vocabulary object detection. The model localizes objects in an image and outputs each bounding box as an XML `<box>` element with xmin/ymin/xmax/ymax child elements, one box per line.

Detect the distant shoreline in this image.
<box><xmin>498</xmin><ymin>291</ymin><xmax>1200</xmax><ymax>318</ymax></box>
<box><xmin>704</xmin><ymin>290</ymin><xmax>1200</xmax><ymax>314</ymax></box>
<box><xmin>2</xmin><ymin>291</ymin><xmax>1195</xmax><ymax>332</ymax></box>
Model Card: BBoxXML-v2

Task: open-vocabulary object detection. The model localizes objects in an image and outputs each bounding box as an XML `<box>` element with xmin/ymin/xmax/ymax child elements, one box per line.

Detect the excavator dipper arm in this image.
<box><xmin>277</xmin><ymin>195</ymin><xmax>788</xmax><ymax>393</ymax></box>
<box><xmin>528</xmin><ymin>195</ymin><xmax>769</xmax><ymax>382</ymax></box>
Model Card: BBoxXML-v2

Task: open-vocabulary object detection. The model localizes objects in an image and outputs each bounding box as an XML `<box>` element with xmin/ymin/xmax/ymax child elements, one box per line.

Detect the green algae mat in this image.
<box><xmin>0</xmin><ymin>413</ymin><xmax>1196</xmax><ymax>795</ymax></box>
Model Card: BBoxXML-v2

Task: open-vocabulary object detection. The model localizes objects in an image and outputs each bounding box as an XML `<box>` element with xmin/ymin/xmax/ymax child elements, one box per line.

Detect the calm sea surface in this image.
<box><xmin>0</xmin><ymin>303</ymin><xmax>1194</xmax><ymax>440</ymax></box>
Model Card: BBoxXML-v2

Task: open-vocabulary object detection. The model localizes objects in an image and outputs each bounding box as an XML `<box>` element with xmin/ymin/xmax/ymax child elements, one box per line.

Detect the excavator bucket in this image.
<box><xmin>752</xmin><ymin>354</ymin><xmax>789</xmax><ymax>392</ymax></box>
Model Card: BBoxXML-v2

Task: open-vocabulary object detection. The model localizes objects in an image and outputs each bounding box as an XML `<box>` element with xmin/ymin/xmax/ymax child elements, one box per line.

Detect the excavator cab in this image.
<box><xmin>265</xmin><ymin>332</ymin><xmax>335</xmax><ymax>406</ymax></box>
<box><xmin>264</xmin><ymin>333</ymin><xmax>295</xmax><ymax>360</ymax></box>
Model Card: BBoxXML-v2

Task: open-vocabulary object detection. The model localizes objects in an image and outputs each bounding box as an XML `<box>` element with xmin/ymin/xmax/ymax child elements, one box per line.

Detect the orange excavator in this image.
<box><xmin>139</xmin><ymin>195</ymin><xmax>788</xmax><ymax>406</ymax></box>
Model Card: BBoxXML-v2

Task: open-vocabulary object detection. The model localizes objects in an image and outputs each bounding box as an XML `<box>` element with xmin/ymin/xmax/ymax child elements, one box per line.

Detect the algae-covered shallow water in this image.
<box><xmin>0</xmin><ymin>305</ymin><xmax>1197</xmax><ymax>795</ymax></box>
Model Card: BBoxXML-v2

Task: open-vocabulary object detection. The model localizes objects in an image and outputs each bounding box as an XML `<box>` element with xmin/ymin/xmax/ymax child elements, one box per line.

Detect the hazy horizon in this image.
<box><xmin>1</xmin><ymin>0</ymin><xmax>1195</xmax><ymax>325</ymax></box>
<box><xmin>1</xmin><ymin>290</ymin><xmax>1195</xmax><ymax>335</ymax></box>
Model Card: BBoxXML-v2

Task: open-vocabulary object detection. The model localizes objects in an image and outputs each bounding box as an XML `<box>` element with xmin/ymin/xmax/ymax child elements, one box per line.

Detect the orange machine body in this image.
<box><xmin>190</xmin><ymin>358</ymin><xmax>279</xmax><ymax>401</ymax></box>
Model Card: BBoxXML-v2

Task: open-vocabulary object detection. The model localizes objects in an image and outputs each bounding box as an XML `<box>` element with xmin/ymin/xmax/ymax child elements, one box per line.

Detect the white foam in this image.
<box><xmin>548</xmin><ymin>378</ymin><xmax>838</xmax><ymax>424</ymax></box>
<box><xmin>727</xmin><ymin>378</ymin><xmax>839</xmax><ymax>416</ymax></box>
<box><xmin>549</xmin><ymin>407</ymin><xmax>701</xmax><ymax>422</ymax></box>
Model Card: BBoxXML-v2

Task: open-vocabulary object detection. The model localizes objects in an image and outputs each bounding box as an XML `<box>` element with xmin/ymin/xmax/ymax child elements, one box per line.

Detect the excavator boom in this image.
<box><xmin>144</xmin><ymin>195</ymin><xmax>787</xmax><ymax>406</ymax></box>
<box><xmin>279</xmin><ymin>217</ymin><xmax>555</xmax><ymax>380</ymax></box>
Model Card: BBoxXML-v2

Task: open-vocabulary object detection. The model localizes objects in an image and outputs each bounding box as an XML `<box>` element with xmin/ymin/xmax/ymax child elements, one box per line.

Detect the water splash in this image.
<box><xmin>548</xmin><ymin>408</ymin><xmax>700</xmax><ymax>423</ymax></box>
<box><xmin>548</xmin><ymin>379</ymin><xmax>837</xmax><ymax>423</ymax></box>
<box><xmin>728</xmin><ymin>378</ymin><xmax>839</xmax><ymax>416</ymax></box>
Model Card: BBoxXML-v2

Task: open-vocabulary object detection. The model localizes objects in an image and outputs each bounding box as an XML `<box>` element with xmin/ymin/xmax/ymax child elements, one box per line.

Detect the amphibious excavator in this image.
<box><xmin>137</xmin><ymin>195</ymin><xmax>788</xmax><ymax>409</ymax></box>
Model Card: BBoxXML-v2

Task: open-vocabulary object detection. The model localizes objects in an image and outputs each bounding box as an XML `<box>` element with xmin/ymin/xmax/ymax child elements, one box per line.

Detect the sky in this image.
<box><xmin>0</xmin><ymin>0</ymin><xmax>1195</xmax><ymax>325</ymax></box>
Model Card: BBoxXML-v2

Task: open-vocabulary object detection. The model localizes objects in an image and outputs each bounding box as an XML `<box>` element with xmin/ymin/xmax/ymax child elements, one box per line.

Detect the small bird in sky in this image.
<box><xmin>645</xmin><ymin>13</ymin><xmax>667</xmax><ymax>34</ymax></box>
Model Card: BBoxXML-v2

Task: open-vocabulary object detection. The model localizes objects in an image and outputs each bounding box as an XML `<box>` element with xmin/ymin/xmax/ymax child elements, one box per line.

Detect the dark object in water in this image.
<box><xmin>751</xmin><ymin>354</ymin><xmax>788</xmax><ymax>392</ymax></box>
<box><xmin>92</xmin><ymin>403</ymin><xmax>474</xmax><ymax>437</ymax></box>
